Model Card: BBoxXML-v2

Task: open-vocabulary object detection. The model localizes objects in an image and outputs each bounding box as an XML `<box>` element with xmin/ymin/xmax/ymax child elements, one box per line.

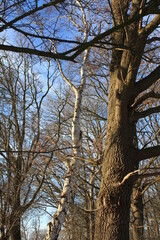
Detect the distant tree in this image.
<box><xmin>0</xmin><ymin>52</ymin><xmax>54</xmax><ymax>240</ymax></box>
<box><xmin>130</xmin><ymin>114</ymin><xmax>160</xmax><ymax>240</ymax></box>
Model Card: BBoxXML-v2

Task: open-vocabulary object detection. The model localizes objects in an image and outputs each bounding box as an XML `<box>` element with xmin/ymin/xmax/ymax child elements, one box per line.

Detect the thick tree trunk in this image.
<box><xmin>94</xmin><ymin>69</ymin><xmax>136</xmax><ymax>240</ymax></box>
<box><xmin>94</xmin><ymin>140</ymin><xmax>135</xmax><ymax>240</ymax></box>
<box><xmin>94</xmin><ymin>0</ymin><xmax>148</xmax><ymax>238</ymax></box>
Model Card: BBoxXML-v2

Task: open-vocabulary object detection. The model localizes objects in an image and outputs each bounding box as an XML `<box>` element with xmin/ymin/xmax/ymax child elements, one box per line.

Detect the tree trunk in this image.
<box><xmin>9</xmin><ymin>199</ymin><xmax>21</xmax><ymax>240</ymax></box>
<box><xmin>45</xmin><ymin>14</ymin><xmax>89</xmax><ymax>236</ymax></box>
<box><xmin>131</xmin><ymin>183</ymin><xmax>143</xmax><ymax>240</ymax></box>
<box><xmin>45</xmin><ymin>91</ymin><xmax>82</xmax><ymax>240</ymax></box>
<box><xmin>89</xmin><ymin>167</ymin><xmax>95</xmax><ymax>240</ymax></box>
<box><xmin>10</xmin><ymin>220</ymin><xmax>21</xmax><ymax>240</ymax></box>
<box><xmin>89</xmin><ymin>201</ymin><xmax>95</xmax><ymax>240</ymax></box>
<box><xmin>94</xmin><ymin>0</ymin><xmax>148</xmax><ymax>238</ymax></box>
<box><xmin>94</xmin><ymin>69</ymin><xmax>137</xmax><ymax>240</ymax></box>
<box><xmin>94</xmin><ymin>142</ymin><xmax>135</xmax><ymax>240</ymax></box>
<box><xmin>10</xmin><ymin>159</ymin><xmax>22</xmax><ymax>240</ymax></box>
<box><xmin>0</xmin><ymin>224</ymin><xmax>7</xmax><ymax>240</ymax></box>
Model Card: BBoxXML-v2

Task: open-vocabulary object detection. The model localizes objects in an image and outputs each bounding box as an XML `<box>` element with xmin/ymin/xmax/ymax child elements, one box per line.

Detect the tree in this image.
<box><xmin>94</xmin><ymin>1</ymin><xmax>160</xmax><ymax>239</ymax></box>
<box><xmin>0</xmin><ymin>52</ymin><xmax>54</xmax><ymax>240</ymax></box>
<box><xmin>0</xmin><ymin>1</ymin><xmax>160</xmax><ymax>240</ymax></box>
<box><xmin>45</xmin><ymin>1</ymin><xmax>90</xmax><ymax>237</ymax></box>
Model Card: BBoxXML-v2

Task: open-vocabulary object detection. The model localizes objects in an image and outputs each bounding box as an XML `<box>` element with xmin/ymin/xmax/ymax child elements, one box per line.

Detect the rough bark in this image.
<box><xmin>94</xmin><ymin>1</ymin><xmax>146</xmax><ymax>239</ymax></box>
<box><xmin>131</xmin><ymin>182</ymin><xmax>144</xmax><ymax>240</ymax></box>
<box><xmin>94</xmin><ymin>69</ymin><xmax>136</xmax><ymax>240</ymax></box>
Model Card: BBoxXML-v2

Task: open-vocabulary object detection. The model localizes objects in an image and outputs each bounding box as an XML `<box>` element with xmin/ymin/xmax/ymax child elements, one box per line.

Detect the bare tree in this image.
<box><xmin>0</xmin><ymin>1</ymin><xmax>160</xmax><ymax>240</ymax></box>
<box><xmin>0</xmin><ymin>52</ymin><xmax>54</xmax><ymax>240</ymax></box>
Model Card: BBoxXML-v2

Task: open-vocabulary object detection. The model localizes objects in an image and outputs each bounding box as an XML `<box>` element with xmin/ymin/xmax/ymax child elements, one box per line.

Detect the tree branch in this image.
<box><xmin>131</xmin><ymin>105</ymin><xmax>160</xmax><ymax>121</ymax></box>
<box><xmin>134</xmin><ymin>65</ymin><xmax>160</xmax><ymax>96</ymax></box>
<box><xmin>0</xmin><ymin>1</ymin><xmax>25</xmax><ymax>15</ymax></box>
<box><xmin>0</xmin><ymin>18</ymin><xmax>81</xmax><ymax>44</ymax></box>
<box><xmin>120</xmin><ymin>169</ymin><xmax>160</xmax><ymax>186</ymax></box>
<box><xmin>131</xmin><ymin>91</ymin><xmax>160</xmax><ymax>109</ymax></box>
<box><xmin>140</xmin><ymin>14</ymin><xmax>160</xmax><ymax>37</ymax></box>
<box><xmin>146</xmin><ymin>37</ymin><xmax>160</xmax><ymax>44</ymax></box>
<box><xmin>136</xmin><ymin>145</ymin><xmax>160</xmax><ymax>161</ymax></box>
<box><xmin>0</xmin><ymin>44</ymin><xmax>74</xmax><ymax>61</ymax></box>
<box><xmin>0</xmin><ymin>146</ymin><xmax>77</xmax><ymax>154</ymax></box>
<box><xmin>21</xmin><ymin>153</ymin><xmax>53</xmax><ymax>212</ymax></box>
<box><xmin>0</xmin><ymin>0</ymin><xmax>65</xmax><ymax>32</ymax></box>
<box><xmin>0</xmin><ymin>2</ymin><xmax>159</xmax><ymax>61</ymax></box>
<box><xmin>70</xmin><ymin>9</ymin><xmax>154</xmax><ymax>59</ymax></box>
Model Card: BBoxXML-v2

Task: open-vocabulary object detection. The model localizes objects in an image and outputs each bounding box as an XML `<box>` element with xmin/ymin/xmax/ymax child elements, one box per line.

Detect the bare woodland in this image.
<box><xmin>0</xmin><ymin>1</ymin><xmax>160</xmax><ymax>240</ymax></box>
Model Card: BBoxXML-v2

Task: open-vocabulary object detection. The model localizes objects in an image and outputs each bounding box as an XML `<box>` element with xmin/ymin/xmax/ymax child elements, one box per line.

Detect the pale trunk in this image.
<box><xmin>45</xmin><ymin>37</ymin><xmax>88</xmax><ymax>238</ymax></box>
<box><xmin>45</xmin><ymin>92</ymin><xmax>82</xmax><ymax>240</ymax></box>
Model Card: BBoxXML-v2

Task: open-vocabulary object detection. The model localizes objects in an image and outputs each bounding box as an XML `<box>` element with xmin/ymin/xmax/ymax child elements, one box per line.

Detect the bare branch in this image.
<box><xmin>136</xmin><ymin>145</ymin><xmax>160</xmax><ymax>161</ymax></box>
<box><xmin>21</xmin><ymin>153</ymin><xmax>53</xmax><ymax>212</ymax></box>
<box><xmin>0</xmin><ymin>44</ymin><xmax>74</xmax><ymax>61</ymax></box>
<box><xmin>134</xmin><ymin>65</ymin><xmax>160</xmax><ymax>96</ymax></box>
<box><xmin>0</xmin><ymin>1</ymin><xmax>159</xmax><ymax>61</ymax></box>
<box><xmin>146</xmin><ymin>37</ymin><xmax>160</xmax><ymax>44</ymax></box>
<box><xmin>0</xmin><ymin>18</ymin><xmax>81</xmax><ymax>44</ymax></box>
<box><xmin>0</xmin><ymin>146</ymin><xmax>77</xmax><ymax>154</ymax></box>
<box><xmin>140</xmin><ymin>14</ymin><xmax>160</xmax><ymax>37</ymax></box>
<box><xmin>0</xmin><ymin>1</ymin><xmax>25</xmax><ymax>15</ymax></box>
<box><xmin>0</xmin><ymin>0</ymin><xmax>65</xmax><ymax>32</ymax></box>
<box><xmin>131</xmin><ymin>106</ymin><xmax>160</xmax><ymax>121</ymax></box>
<box><xmin>50</xmin><ymin>40</ymin><xmax>77</xmax><ymax>92</ymax></box>
<box><xmin>120</xmin><ymin>169</ymin><xmax>160</xmax><ymax>186</ymax></box>
<box><xmin>131</xmin><ymin>91</ymin><xmax>160</xmax><ymax>109</ymax></box>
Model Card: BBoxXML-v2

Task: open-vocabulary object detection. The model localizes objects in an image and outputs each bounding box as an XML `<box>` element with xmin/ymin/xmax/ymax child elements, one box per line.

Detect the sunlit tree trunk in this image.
<box><xmin>95</xmin><ymin>1</ymin><xmax>150</xmax><ymax>239</ymax></box>
<box><xmin>45</xmin><ymin>1</ymin><xmax>89</xmax><ymax>239</ymax></box>
<box><xmin>94</xmin><ymin>69</ymin><xmax>136</xmax><ymax>240</ymax></box>
<box><xmin>45</xmin><ymin>90</ymin><xmax>82</xmax><ymax>240</ymax></box>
